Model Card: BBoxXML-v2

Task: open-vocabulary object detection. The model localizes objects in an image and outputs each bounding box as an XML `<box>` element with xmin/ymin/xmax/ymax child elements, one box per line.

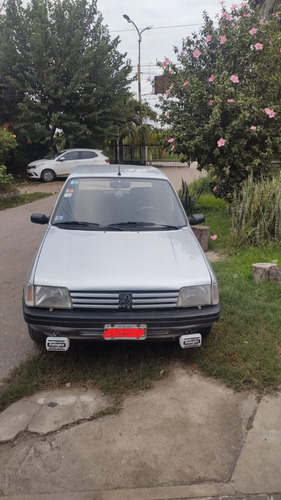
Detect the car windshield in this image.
<box><xmin>48</xmin><ymin>150</ymin><xmax>66</xmax><ymax>160</ymax></box>
<box><xmin>51</xmin><ymin>177</ymin><xmax>187</xmax><ymax>230</ymax></box>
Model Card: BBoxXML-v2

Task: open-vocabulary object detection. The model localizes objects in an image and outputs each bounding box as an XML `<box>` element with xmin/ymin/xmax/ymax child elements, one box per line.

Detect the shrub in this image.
<box><xmin>188</xmin><ymin>176</ymin><xmax>216</xmax><ymax>198</ymax></box>
<box><xmin>178</xmin><ymin>179</ymin><xmax>196</xmax><ymax>215</ymax></box>
<box><xmin>231</xmin><ymin>175</ymin><xmax>281</xmax><ymax>245</ymax></box>
<box><xmin>0</xmin><ymin>165</ymin><xmax>15</xmax><ymax>192</ymax></box>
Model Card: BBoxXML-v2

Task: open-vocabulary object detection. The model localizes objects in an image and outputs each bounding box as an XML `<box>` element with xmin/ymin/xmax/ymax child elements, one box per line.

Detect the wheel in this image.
<box><xmin>199</xmin><ymin>326</ymin><xmax>212</xmax><ymax>337</ymax></box>
<box><xmin>41</xmin><ymin>169</ymin><xmax>56</xmax><ymax>182</ymax></box>
<box><xmin>28</xmin><ymin>325</ymin><xmax>46</xmax><ymax>344</ymax></box>
<box><xmin>132</xmin><ymin>206</ymin><xmax>161</xmax><ymax>218</ymax></box>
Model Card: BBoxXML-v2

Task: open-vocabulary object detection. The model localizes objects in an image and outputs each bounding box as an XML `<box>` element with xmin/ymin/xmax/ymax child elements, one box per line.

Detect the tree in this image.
<box><xmin>0</xmin><ymin>0</ymin><xmax>132</xmax><ymax>157</ymax></box>
<box><xmin>158</xmin><ymin>4</ymin><xmax>281</xmax><ymax>199</ymax></box>
<box><xmin>249</xmin><ymin>0</ymin><xmax>281</xmax><ymax>17</ymax></box>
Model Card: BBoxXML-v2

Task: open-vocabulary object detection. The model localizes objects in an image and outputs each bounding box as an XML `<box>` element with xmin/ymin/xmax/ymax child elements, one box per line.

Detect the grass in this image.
<box><xmin>0</xmin><ymin>191</ymin><xmax>51</xmax><ymax>210</ymax></box>
<box><xmin>1</xmin><ymin>192</ymin><xmax>281</xmax><ymax>411</ymax></box>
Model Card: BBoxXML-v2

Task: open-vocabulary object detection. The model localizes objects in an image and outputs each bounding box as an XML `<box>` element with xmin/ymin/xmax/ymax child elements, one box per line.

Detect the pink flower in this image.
<box><xmin>227</xmin><ymin>98</ymin><xmax>235</xmax><ymax>103</ymax></box>
<box><xmin>180</xmin><ymin>51</ymin><xmax>185</xmax><ymax>55</ymax></box>
<box><xmin>249</xmin><ymin>28</ymin><xmax>258</xmax><ymax>35</ymax></box>
<box><xmin>208</xmin><ymin>75</ymin><xmax>215</xmax><ymax>82</ymax></box>
<box><xmin>168</xmin><ymin>138</ymin><xmax>175</xmax><ymax>143</ymax></box>
<box><xmin>259</xmin><ymin>19</ymin><xmax>264</xmax><ymax>25</ymax></box>
<box><xmin>165</xmin><ymin>89</ymin><xmax>170</xmax><ymax>96</ymax></box>
<box><xmin>245</xmin><ymin>166</ymin><xmax>250</xmax><ymax>170</ymax></box>
<box><xmin>182</xmin><ymin>81</ymin><xmax>189</xmax><ymax>87</ymax></box>
<box><xmin>217</xmin><ymin>138</ymin><xmax>226</xmax><ymax>147</ymax></box>
<box><xmin>193</xmin><ymin>49</ymin><xmax>201</xmax><ymax>59</ymax></box>
<box><xmin>213</xmin><ymin>186</ymin><xmax>217</xmax><ymax>191</ymax></box>
<box><xmin>243</xmin><ymin>13</ymin><xmax>250</xmax><ymax>17</ymax></box>
<box><xmin>264</xmin><ymin>108</ymin><xmax>276</xmax><ymax>118</ymax></box>
<box><xmin>230</xmin><ymin>74</ymin><xmax>239</xmax><ymax>83</ymax></box>
<box><xmin>168</xmin><ymin>69</ymin><xmax>173</xmax><ymax>74</ymax></box>
<box><xmin>165</xmin><ymin>111</ymin><xmax>170</xmax><ymax>117</ymax></box>
<box><xmin>161</xmin><ymin>61</ymin><xmax>168</xmax><ymax>68</ymax></box>
<box><xmin>231</xmin><ymin>4</ymin><xmax>238</xmax><ymax>10</ymax></box>
<box><xmin>240</xmin><ymin>1</ymin><xmax>247</xmax><ymax>7</ymax></box>
<box><xmin>211</xmin><ymin>235</ymin><xmax>218</xmax><ymax>240</ymax></box>
<box><xmin>171</xmin><ymin>145</ymin><xmax>175</xmax><ymax>151</ymax></box>
<box><xmin>220</xmin><ymin>35</ymin><xmax>227</xmax><ymax>45</ymax></box>
<box><xmin>208</xmin><ymin>100</ymin><xmax>213</xmax><ymax>105</ymax></box>
<box><xmin>205</xmin><ymin>35</ymin><xmax>212</xmax><ymax>43</ymax></box>
<box><xmin>280</xmin><ymin>48</ymin><xmax>281</xmax><ymax>53</ymax></box>
<box><xmin>254</xmin><ymin>43</ymin><xmax>263</xmax><ymax>50</ymax></box>
<box><xmin>250</xmin><ymin>125</ymin><xmax>257</xmax><ymax>130</ymax></box>
<box><xmin>146</xmin><ymin>76</ymin><xmax>151</xmax><ymax>82</ymax></box>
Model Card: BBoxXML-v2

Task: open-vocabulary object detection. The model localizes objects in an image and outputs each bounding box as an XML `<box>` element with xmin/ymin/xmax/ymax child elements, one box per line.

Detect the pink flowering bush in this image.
<box><xmin>159</xmin><ymin>3</ymin><xmax>281</xmax><ymax>199</ymax></box>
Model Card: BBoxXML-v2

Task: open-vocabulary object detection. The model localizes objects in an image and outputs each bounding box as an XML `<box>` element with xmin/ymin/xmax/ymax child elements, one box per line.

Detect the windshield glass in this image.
<box><xmin>48</xmin><ymin>150</ymin><xmax>65</xmax><ymax>160</ymax></box>
<box><xmin>51</xmin><ymin>177</ymin><xmax>187</xmax><ymax>230</ymax></box>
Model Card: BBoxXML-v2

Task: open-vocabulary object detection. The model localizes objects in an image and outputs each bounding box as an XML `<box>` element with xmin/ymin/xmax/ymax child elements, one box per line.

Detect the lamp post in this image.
<box><xmin>123</xmin><ymin>14</ymin><xmax>152</xmax><ymax>123</ymax></box>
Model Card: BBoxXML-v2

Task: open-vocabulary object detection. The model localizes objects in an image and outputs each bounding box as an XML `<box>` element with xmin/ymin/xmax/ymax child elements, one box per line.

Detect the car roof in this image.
<box><xmin>61</xmin><ymin>148</ymin><xmax>103</xmax><ymax>153</ymax></box>
<box><xmin>68</xmin><ymin>165</ymin><xmax>170</xmax><ymax>181</ymax></box>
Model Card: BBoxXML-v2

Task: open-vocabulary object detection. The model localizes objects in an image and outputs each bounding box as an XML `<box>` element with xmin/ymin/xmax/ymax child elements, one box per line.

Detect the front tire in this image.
<box><xmin>41</xmin><ymin>169</ymin><xmax>56</xmax><ymax>182</ymax></box>
<box><xmin>28</xmin><ymin>325</ymin><xmax>46</xmax><ymax>344</ymax></box>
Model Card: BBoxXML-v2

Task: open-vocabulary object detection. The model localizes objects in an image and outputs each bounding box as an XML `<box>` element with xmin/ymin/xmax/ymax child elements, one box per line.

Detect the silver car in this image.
<box><xmin>23</xmin><ymin>165</ymin><xmax>220</xmax><ymax>351</ymax></box>
<box><xmin>26</xmin><ymin>148</ymin><xmax>109</xmax><ymax>182</ymax></box>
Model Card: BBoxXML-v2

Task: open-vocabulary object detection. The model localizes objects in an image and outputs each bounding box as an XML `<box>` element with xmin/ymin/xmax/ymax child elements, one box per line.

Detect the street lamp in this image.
<box><xmin>123</xmin><ymin>14</ymin><xmax>152</xmax><ymax>119</ymax></box>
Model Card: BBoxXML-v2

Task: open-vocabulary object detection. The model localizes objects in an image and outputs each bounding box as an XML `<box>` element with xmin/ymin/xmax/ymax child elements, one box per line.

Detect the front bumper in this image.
<box><xmin>27</xmin><ymin>170</ymin><xmax>39</xmax><ymax>178</ymax></box>
<box><xmin>23</xmin><ymin>303</ymin><xmax>221</xmax><ymax>340</ymax></box>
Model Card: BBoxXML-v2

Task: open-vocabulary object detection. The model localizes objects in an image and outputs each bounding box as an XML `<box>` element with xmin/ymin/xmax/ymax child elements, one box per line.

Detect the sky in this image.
<box><xmin>97</xmin><ymin>0</ymin><xmax>235</xmax><ymax>106</ymax></box>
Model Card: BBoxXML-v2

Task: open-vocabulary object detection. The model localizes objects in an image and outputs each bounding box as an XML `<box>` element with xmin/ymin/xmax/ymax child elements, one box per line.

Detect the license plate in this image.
<box><xmin>46</xmin><ymin>337</ymin><xmax>70</xmax><ymax>351</ymax></box>
<box><xmin>103</xmin><ymin>324</ymin><xmax>147</xmax><ymax>340</ymax></box>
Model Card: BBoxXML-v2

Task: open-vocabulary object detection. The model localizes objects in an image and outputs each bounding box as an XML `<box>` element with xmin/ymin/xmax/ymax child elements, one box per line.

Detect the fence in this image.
<box><xmin>106</xmin><ymin>144</ymin><xmax>190</xmax><ymax>168</ymax></box>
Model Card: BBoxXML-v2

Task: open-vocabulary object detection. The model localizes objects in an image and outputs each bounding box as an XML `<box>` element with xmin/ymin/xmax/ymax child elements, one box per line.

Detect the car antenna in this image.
<box><xmin>117</xmin><ymin>164</ymin><xmax>121</xmax><ymax>176</ymax></box>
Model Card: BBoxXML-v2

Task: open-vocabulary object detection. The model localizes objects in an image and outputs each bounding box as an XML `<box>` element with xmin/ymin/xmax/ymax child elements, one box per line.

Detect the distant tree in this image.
<box><xmin>249</xmin><ymin>0</ymin><xmax>281</xmax><ymax>16</ymax></box>
<box><xmin>158</xmin><ymin>4</ymin><xmax>281</xmax><ymax>199</ymax></box>
<box><xmin>0</xmin><ymin>0</ymin><xmax>132</xmax><ymax>156</ymax></box>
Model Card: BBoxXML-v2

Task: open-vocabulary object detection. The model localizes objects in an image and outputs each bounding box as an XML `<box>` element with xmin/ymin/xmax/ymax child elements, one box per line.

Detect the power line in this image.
<box><xmin>110</xmin><ymin>23</ymin><xmax>203</xmax><ymax>34</ymax></box>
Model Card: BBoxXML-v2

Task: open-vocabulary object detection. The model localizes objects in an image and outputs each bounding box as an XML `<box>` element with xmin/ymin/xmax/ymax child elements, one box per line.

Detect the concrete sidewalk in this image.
<box><xmin>0</xmin><ymin>366</ymin><xmax>281</xmax><ymax>499</ymax></box>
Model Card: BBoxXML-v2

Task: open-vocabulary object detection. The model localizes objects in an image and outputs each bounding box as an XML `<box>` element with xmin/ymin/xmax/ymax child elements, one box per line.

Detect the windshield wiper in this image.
<box><xmin>109</xmin><ymin>221</ymin><xmax>180</xmax><ymax>230</ymax></box>
<box><xmin>53</xmin><ymin>221</ymin><xmax>122</xmax><ymax>231</ymax></box>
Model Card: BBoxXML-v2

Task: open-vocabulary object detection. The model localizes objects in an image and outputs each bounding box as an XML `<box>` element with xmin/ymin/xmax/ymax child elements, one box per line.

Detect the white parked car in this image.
<box><xmin>26</xmin><ymin>148</ymin><xmax>109</xmax><ymax>182</ymax></box>
<box><xmin>23</xmin><ymin>165</ymin><xmax>220</xmax><ymax>351</ymax></box>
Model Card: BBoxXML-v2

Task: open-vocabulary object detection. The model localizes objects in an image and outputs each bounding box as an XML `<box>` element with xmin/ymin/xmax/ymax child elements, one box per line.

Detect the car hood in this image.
<box><xmin>28</xmin><ymin>158</ymin><xmax>49</xmax><ymax>166</ymax></box>
<box><xmin>32</xmin><ymin>226</ymin><xmax>213</xmax><ymax>290</ymax></box>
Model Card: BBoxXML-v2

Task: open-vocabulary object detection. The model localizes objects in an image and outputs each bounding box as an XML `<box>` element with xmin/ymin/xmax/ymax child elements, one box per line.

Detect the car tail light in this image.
<box><xmin>105</xmin><ymin>158</ymin><xmax>109</xmax><ymax>163</ymax></box>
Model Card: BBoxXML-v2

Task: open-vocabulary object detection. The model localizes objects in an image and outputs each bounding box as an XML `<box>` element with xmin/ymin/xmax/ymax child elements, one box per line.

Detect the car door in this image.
<box><xmin>55</xmin><ymin>151</ymin><xmax>80</xmax><ymax>176</ymax></box>
<box><xmin>78</xmin><ymin>150</ymin><xmax>99</xmax><ymax>165</ymax></box>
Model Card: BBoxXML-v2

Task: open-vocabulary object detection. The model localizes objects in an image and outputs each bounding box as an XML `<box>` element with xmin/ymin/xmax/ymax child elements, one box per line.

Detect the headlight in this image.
<box><xmin>24</xmin><ymin>284</ymin><xmax>72</xmax><ymax>309</ymax></box>
<box><xmin>28</xmin><ymin>163</ymin><xmax>45</xmax><ymax>169</ymax></box>
<box><xmin>177</xmin><ymin>283</ymin><xmax>219</xmax><ymax>307</ymax></box>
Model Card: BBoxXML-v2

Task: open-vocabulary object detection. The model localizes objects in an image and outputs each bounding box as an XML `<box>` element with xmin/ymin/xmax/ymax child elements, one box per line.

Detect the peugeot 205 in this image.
<box><xmin>23</xmin><ymin>165</ymin><xmax>220</xmax><ymax>351</ymax></box>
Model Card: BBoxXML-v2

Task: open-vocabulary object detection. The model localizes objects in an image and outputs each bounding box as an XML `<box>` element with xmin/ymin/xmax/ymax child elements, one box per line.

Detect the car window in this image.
<box><xmin>61</xmin><ymin>151</ymin><xmax>79</xmax><ymax>161</ymax></box>
<box><xmin>79</xmin><ymin>151</ymin><xmax>98</xmax><ymax>159</ymax></box>
<box><xmin>52</xmin><ymin>177</ymin><xmax>187</xmax><ymax>229</ymax></box>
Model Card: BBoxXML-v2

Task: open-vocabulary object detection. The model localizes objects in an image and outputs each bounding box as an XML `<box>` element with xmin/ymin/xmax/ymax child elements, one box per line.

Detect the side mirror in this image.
<box><xmin>57</xmin><ymin>156</ymin><xmax>65</xmax><ymax>162</ymax></box>
<box><xmin>31</xmin><ymin>213</ymin><xmax>49</xmax><ymax>225</ymax></box>
<box><xmin>188</xmin><ymin>213</ymin><xmax>205</xmax><ymax>226</ymax></box>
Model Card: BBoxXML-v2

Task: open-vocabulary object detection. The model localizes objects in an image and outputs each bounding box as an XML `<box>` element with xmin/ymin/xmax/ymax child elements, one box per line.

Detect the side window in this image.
<box><xmin>79</xmin><ymin>151</ymin><xmax>98</xmax><ymax>159</ymax></box>
<box><xmin>61</xmin><ymin>151</ymin><xmax>79</xmax><ymax>161</ymax></box>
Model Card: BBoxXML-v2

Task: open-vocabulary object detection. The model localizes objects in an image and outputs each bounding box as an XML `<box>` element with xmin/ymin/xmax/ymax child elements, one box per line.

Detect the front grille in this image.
<box><xmin>70</xmin><ymin>290</ymin><xmax>179</xmax><ymax>310</ymax></box>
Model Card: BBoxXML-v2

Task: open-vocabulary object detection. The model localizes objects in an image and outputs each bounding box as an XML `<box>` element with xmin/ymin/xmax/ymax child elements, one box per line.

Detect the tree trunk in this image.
<box><xmin>191</xmin><ymin>225</ymin><xmax>210</xmax><ymax>251</ymax></box>
<box><xmin>252</xmin><ymin>263</ymin><xmax>281</xmax><ymax>283</ymax></box>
